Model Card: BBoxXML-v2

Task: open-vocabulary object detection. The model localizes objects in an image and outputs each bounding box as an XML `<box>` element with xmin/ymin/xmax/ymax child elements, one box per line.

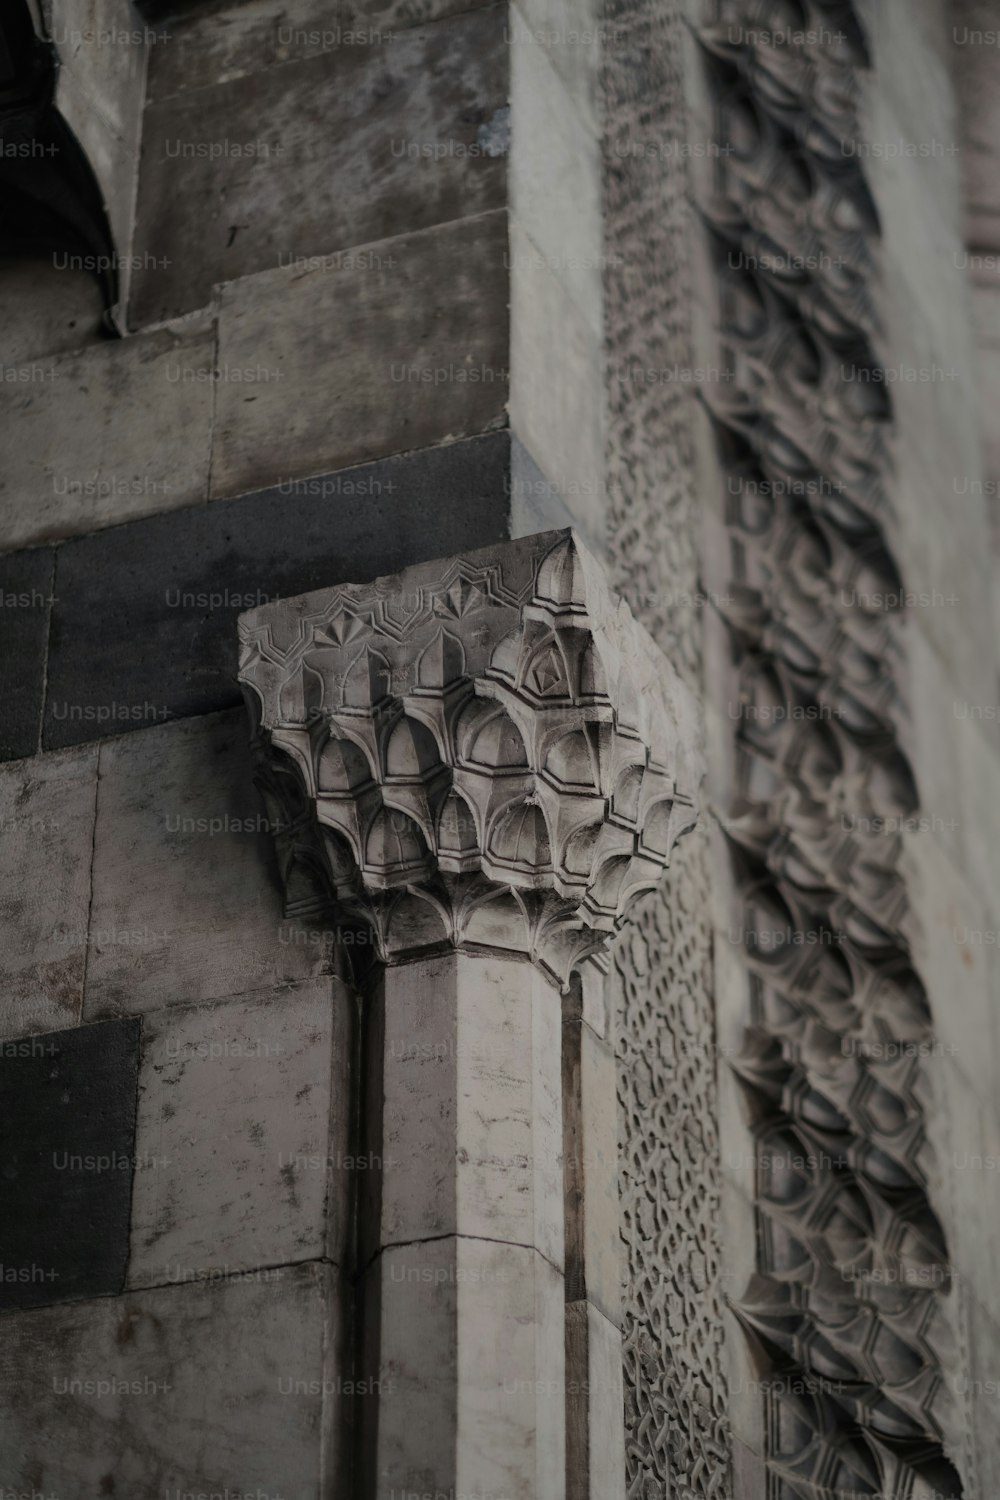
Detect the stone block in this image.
<box><xmin>563</xmin><ymin>1016</ymin><xmax>621</xmax><ymax>1327</ymax></box>
<box><xmin>950</xmin><ymin>0</ymin><xmax>1000</xmax><ymax>248</ymax></box>
<box><xmin>210</xmin><ymin>211</ymin><xmax>509</xmax><ymax>499</ymax></box>
<box><xmin>366</xmin><ymin>1238</ymin><xmax>564</xmax><ymax>1500</ymax></box>
<box><xmin>50</xmin><ymin>0</ymin><xmax>147</xmax><ymax>281</ymax></box>
<box><xmin>0</xmin><ymin>1263</ymin><xmax>331</xmax><ymax>1498</ymax></box>
<box><xmin>0</xmin><ymin>745</ymin><xmax>97</xmax><ymax>1040</ymax></box>
<box><xmin>0</xmin><ymin>1016</ymin><xmax>140</xmax><ymax>1310</ymax></box>
<box><xmin>934</xmin><ymin>1048</ymin><xmax>1000</xmax><ymax>1332</ymax></box>
<box><xmin>907</xmin><ymin>625</ymin><xmax>967</xmax><ymax>875</ymax></box>
<box><xmin>131</xmin><ymin>7</ymin><xmax>507</xmax><ymax>324</ymax></box>
<box><xmin>901</xmin><ymin>830</ymin><xmax>998</xmax><ymax>1116</ymax></box>
<box><xmin>373</xmin><ymin>953</ymin><xmax>563</xmax><ymax>1267</ymax></box>
<box><xmin>0</xmin><ymin>549</ymin><xmax>53</xmax><ymax>762</ymax></box>
<box><xmin>716</xmin><ymin>1178</ymin><xmax>766</xmax><ymax>1459</ymax></box>
<box><xmin>0</xmin><ymin>259</ymin><xmax>105</xmax><ymax>365</ymax></box>
<box><xmin>967</xmin><ymin>1296</ymin><xmax>1000</xmax><ymax>1500</ymax></box>
<box><xmin>47</xmin><ymin>0</ymin><xmax>147</xmax><ymax>140</ymax></box>
<box><xmin>955</xmin><ymin>710</ymin><xmax>1000</xmax><ymax>916</ymax></box>
<box><xmin>510</xmin><ymin>14</ymin><xmax>603</xmax><ymax>336</ymax></box>
<box><xmin>145</xmin><ymin>0</ymin><xmax>495</xmax><ymax>103</ymax></box>
<box><xmin>128</xmin><ymin>979</ymin><xmax>352</xmax><ymax>1287</ymax></box>
<box><xmin>509</xmin><ymin>433</ymin><xmax>591</xmax><ymax>543</ymax></box>
<box><xmin>565</xmin><ymin>1301</ymin><xmax>625</xmax><ymax>1500</ymax></box>
<box><xmin>730</xmin><ymin>1436</ymin><xmax>766</xmax><ymax>1497</ymax></box>
<box><xmin>43</xmin><ymin>432</ymin><xmax>513</xmax><ymax>747</ymax></box>
<box><xmin>0</xmin><ymin>321</ymin><xmax>214</xmax><ymax>553</ymax></box>
<box><xmin>510</xmin><ymin>0</ymin><xmax>600</xmax><ymax>138</ymax></box>
<box><xmin>85</xmin><ymin>711</ymin><xmax>330</xmax><ymax>1017</ymax></box>
<box><xmin>509</xmin><ymin>218</ymin><xmax>606</xmax><ymax>545</ymax></box>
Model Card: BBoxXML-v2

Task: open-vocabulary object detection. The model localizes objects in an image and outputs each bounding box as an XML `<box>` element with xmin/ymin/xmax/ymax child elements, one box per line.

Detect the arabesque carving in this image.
<box><xmin>238</xmin><ymin>530</ymin><xmax>701</xmax><ymax>988</ymax></box>
<box><xmin>697</xmin><ymin>2</ymin><xmax>964</xmax><ymax>1496</ymax></box>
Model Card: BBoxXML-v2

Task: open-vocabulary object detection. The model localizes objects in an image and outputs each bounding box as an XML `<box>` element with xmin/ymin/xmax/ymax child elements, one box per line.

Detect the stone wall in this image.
<box><xmin>1</xmin><ymin>0</ymin><xmax>998</xmax><ymax>1495</ymax></box>
<box><xmin>0</xmin><ymin>0</ymin><xmax>616</xmax><ymax>1493</ymax></box>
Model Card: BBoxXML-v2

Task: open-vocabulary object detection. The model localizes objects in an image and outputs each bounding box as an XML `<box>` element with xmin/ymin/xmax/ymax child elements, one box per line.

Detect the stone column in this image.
<box><xmin>238</xmin><ymin>529</ymin><xmax>702</xmax><ymax>1499</ymax></box>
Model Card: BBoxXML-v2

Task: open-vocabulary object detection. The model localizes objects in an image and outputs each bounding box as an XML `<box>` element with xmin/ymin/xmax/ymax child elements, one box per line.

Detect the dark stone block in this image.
<box><xmin>0</xmin><ymin>548</ymin><xmax>53</xmax><ymax>763</ymax></box>
<box><xmin>0</xmin><ymin>1017</ymin><xmax>141</xmax><ymax>1309</ymax></box>
<box><xmin>43</xmin><ymin>431</ymin><xmax>514</xmax><ymax>749</ymax></box>
<box><xmin>131</xmin><ymin>6</ymin><xmax>508</xmax><ymax>325</ymax></box>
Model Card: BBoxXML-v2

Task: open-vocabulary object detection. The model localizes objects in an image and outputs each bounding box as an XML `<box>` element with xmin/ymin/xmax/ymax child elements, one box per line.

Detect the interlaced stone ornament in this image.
<box><xmin>697</xmin><ymin>3</ymin><xmax>964</xmax><ymax>1496</ymax></box>
<box><xmin>238</xmin><ymin>530</ymin><xmax>702</xmax><ymax>988</ymax></box>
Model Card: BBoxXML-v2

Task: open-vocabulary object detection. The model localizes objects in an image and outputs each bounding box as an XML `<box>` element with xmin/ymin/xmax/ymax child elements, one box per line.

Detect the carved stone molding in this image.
<box><xmin>238</xmin><ymin>530</ymin><xmax>702</xmax><ymax>988</ymax></box>
<box><xmin>697</xmin><ymin>3</ymin><xmax>964</xmax><ymax>1497</ymax></box>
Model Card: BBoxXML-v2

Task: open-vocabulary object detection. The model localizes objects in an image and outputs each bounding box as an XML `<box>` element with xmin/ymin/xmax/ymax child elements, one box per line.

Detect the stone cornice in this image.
<box><xmin>238</xmin><ymin>530</ymin><xmax>703</xmax><ymax>986</ymax></box>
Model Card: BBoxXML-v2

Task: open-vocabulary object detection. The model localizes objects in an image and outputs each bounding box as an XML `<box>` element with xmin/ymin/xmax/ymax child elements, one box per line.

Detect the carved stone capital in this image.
<box><xmin>238</xmin><ymin>530</ymin><xmax>702</xmax><ymax>986</ymax></box>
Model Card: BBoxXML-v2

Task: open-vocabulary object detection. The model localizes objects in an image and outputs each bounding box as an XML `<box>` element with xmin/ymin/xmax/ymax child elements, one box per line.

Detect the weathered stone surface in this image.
<box><xmin>942</xmin><ymin>1019</ymin><xmax>1000</xmax><ymax>1235</ymax></box>
<box><xmin>0</xmin><ymin>745</ymin><xmax>97</xmax><ymax>1039</ymax></box>
<box><xmin>510</xmin><ymin>0</ymin><xmax>600</xmax><ymax>139</ymax></box>
<box><xmin>509</xmin><ymin>219</ymin><xmax>606</xmax><ymax>546</ymax></box>
<box><xmin>145</xmin><ymin>0</ymin><xmax>496</xmax><ymax>103</ymax></box>
<box><xmin>0</xmin><ymin>549</ymin><xmax>53</xmax><ymax>762</ymax></box>
<box><xmin>128</xmin><ymin>979</ymin><xmax>350</xmax><ymax>1287</ymax></box>
<box><xmin>85</xmin><ymin>711</ymin><xmax>330</xmax><ymax>1017</ymax></box>
<box><xmin>0</xmin><ymin>321</ymin><xmax>214</xmax><ymax>553</ymax></box>
<box><xmin>0</xmin><ymin>259</ymin><xmax>105</xmax><ymax>364</ymax></box>
<box><xmin>131</xmin><ymin>7</ymin><xmax>507</xmax><ymax>324</ymax></box>
<box><xmin>0</xmin><ymin>1016</ymin><xmax>140</xmax><ymax>1309</ymax></box>
<box><xmin>48</xmin><ymin>0</ymin><xmax>148</xmax><ymax>311</ymax></box>
<box><xmin>0</xmin><ymin>1263</ymin><xmax>331</xmax><ymax>1497</ymax></box>
<box><xmin>372</xmin><ymin>953</ymin><xmax>563</xmax><ymax>1264</ymax></box>
<box><xmin>565</xmin><ymin>1301</ymin><xmax>626</xmax><ymax>1500</ymax></box>
<box><xmin>510</xmin><ymin>16</ymin><xmax>602</xmax><ymax>336</ymax></box>
<box><xmin>44</xmin><ymin>431</ymin><xmax>513</xmax><ymax>747</ymax></box>
<box><xmin>563</xmin><ymin>1010</ymin><xmax>620</xmax><ymax>1327</ymax></box>
<box><xmin>967</xmin><ymin>1296</ymin><xmax>1000</xmax><ymax>1500</ymax></box>
<box><xmin>950</xmin><ymin>0</ymin><xmax>1000</xmax><ymax>249</ymax></box>
<box><xmin>365</xmin><ymin>1239</ymin><xmax>565</xmax><ymax>1500</ymax></box>
<box><xmin>210</xmin><ymin>211</ymin><xmax>509</xmax><ymax>499</ymax></box>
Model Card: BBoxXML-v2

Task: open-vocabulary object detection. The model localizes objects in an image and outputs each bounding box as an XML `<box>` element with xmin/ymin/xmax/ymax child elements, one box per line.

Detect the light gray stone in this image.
<box><xmin>145</xmin><ymin>0</ymin><xmax>495</xmax><ymax>103</ymax></box>
<box><xmin>376</xmin><ymin>953</ymin><xmax>564</xmax><ymax>1266</ymax></box>
<box><xmin>563</xmin><ymin>1014</ymin><xmax>621</xmax><ymax>1327</ymax></box>
<box><xmin>565</xmin><ymin>1301</ymin><xmax>625</xmax><ymax>1500</ymax></box>
<box><xmin>509</xmin><ymin>220</ymin><xmax>607</xmax><ymax>545</ymax></box>
<box><xmin>966</xmin><ymin>1295</ymin><xmax>1000</xmax><ymax>1500</ymax></box>
<box><xmin>934</xmin><ymin>1047</ymin><xmax>1000</xmax><ymax>1334</ymax></box>
<box><xmin>510</xmin><ymin>0</ymin><xmax>601</xmax><ymax>139</ymax></box>
<box><xmin>0</xmin><ymin>320</ymin><xmax>214</xmax><ymax>552</ymax></box>
<box><xmin>210</xmin><ymin>212</ymin><xmax>509</xmax><ymax>499</ymax></box>
<box><xmin>128</xmin><ymin>978</ymin><xmax>352</xmax><ymax>1287</ymax></box>
<box><xmin>0</xmin><ymin>258</ymin><xmax>106</xmax><ymax>364</ymax></box>
<box><xmin>950</xmin><ymin>0</ymin><xmax>1000</xmax><ymax>248</ymax></box>
<box><xmin>46</xmin><ymin>0</ymin><xmax>148</xmax><ymax>313</ymax></box>
<box><xmin>369</xmin><ymin>1238</ymin><xmax>565</xmax><ymax>1500</ymax></box>
<box><xmin>86</xmin><ymin>710</ymin><xmax>329</xmax><ymax>1019</ymax></box>
<box><xmin>0</xmin><ymin>746</ymin><xmax>97</xmax><ymax>1040</ymax></box>
<box><xmin>46</xmin><ymin>0</ymin><xmax>148</xmax><ymax>148</ymax></box>
<box><xmin>0</xmin><ymin>1263</ymin><xmax>332</xmax><ymax>1498</ymax></box>
<box><xmin>131</xmin><ymin>7</ymin><xmax>507</xmax><ymax>325</ymax></box>
<box><xmin>510</xmin><ymin>14</ymin><xmax>603</xmax><ymax>337</ymax></box>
